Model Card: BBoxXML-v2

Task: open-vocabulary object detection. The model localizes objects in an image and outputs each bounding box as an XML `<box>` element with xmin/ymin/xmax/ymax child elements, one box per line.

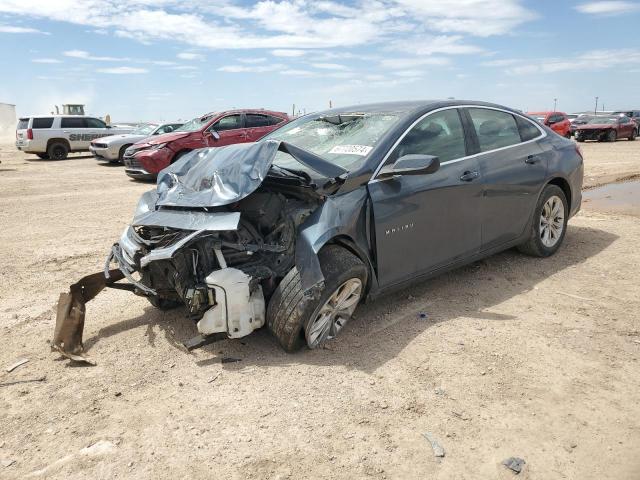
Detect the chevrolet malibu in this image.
<box><xmin>54</xmin><ymin>100</ymin><xmax>583</xmax><ymax>363</ymax></box>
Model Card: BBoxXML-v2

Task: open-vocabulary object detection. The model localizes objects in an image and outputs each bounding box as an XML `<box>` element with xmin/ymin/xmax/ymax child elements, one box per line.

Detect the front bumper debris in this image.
<box><xmin>53</xmin><ymin>269</ymin><xmax>125</xmax><ymax>364</ymax></box>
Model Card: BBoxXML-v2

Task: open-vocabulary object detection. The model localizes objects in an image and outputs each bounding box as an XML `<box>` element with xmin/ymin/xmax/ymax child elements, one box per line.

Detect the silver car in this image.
<box><xmin>90</xmin><ymin>122</ymin><xmax>183</xmax><ymax>163</ymax></box>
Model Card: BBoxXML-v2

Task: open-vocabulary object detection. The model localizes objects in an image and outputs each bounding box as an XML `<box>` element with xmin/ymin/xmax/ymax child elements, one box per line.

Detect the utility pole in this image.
<box><xmin>329</xmin><ymin>100</ymin><xmax>333</xmax><ymax>108</ymax></box>
<box><xmin>292</xmin><ymin>104</ymin><xmax>296</xmax><ymax>117</ymax></box>
<box><xmin>553</xmin><ymin>98</ymin><xmax>557</xmax><ymax>111</ymax></box>
<box><xmin>594</xmin><ymin>97</ymin><xmax>598</xmax><ymax>115</ymax></box>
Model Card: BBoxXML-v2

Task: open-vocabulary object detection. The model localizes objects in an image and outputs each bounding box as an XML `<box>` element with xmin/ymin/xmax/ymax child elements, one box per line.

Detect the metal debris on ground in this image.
<box><xmin>0</xmin><ymin>376</ymin><xmax>46</xmax><ymax>388</ymax></box>
<box><xmin>422</xmin><ymin>432</ymin><xmax>445</xmax><ymax>457</ymax></box>
<box><xmin>5</xmin><ymin>357</ymin><xmax>29</xmax><ymax>373</ymax></box>
<box><xmin>417</xmin><ymin>311</ymin><xmax>429</xmax><ymax>320</ymax></box>
<box><xmin>502</xmin><ymin>457</ymin><xmax>526</xmax><ymax>474</ymax></box>
<box><xmin>208</xmin><ymin>372</ymin><xmax>221</xmax><ymax>383</ymax></box>
<box><xmin>221</xmin><ymin>357</ymin><xmax>242</xmax><ymax>364</ymax></box>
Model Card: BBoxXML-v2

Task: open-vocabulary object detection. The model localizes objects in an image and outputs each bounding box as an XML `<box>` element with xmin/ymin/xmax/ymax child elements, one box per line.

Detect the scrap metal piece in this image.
<box><xmin>423</xmin><ymin>432</ymin><xmax>445</xmax><ymax>457</ymax></box>
<box><xmin>52</xmin><ymin>269</ymin><xmax>125</xmax><ymax>364</ymax></box>
<box><xmin>5</xmin><ymin>357</ymin><xmax>29</xmax><ymax>373</ymax></box>
<box><xmin>502</xmin><ymin>457</ymin><xmax>526</xmax><ymax>474</ymax></box>
<box><xmin>183</xmin><ymin>333</ymin><xmax>225</xmax><ymax>351</ymax></box>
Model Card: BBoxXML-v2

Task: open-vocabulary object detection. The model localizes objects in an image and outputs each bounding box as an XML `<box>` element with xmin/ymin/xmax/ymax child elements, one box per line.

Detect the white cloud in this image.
<box><xmin>393</xmin><ymin>0</ymin><xmax>536</xmax><ymax>36</ymax></box>
<box><xmin>64</xmin><ymin>49</ymin><xmax>128</xmax><ymax>61</ymax></box>
<box><xmin>218</xmin><ymin>64</ymin><xmax>284</xmax><ymax>73</ymax></box>
<box><xmin>32</xmin><ymin>58</ymin><xmax>62</xmax><ymax>64</ymax></box>
<box><xmin>97</xmin><ymin>66</ymin><xmax>148</xmax><ymax>74</ymax></box>
<box><xmin>380</xmin><ymin>56</ymin><xmax>450</xmax><ymax>69</ymax></box>
<box><xmin>271</xmin><ymin>49</ymin><xmax>307</xmax><ymax>57</ymax></box>
<box><xmin>393</xmin><ymin>69</ymin><xmax>424</xmax><ymax>78</ymax></box>
<box><xmin>237</xmin><ymin>57</ymin><xmax>267</xmax><ymax>64</ymax></box>
<box><xmin>575</xmin><ymin>1</ymin><xmax>640</xmax><ymax>15</ymax></box>
<box><xmin>311</xmin><ymin>63</ymin><xmax>350</xmax><ymax>71</ymax></box>
<box><xmin>280</xmin><ymin>69</ymin><xmax>316</xmax><ymax>76</ymax></box>
<box><xmin>504</xmin><ymin>49</ymin><xmax>640</xmax><ymax>75</ymax></box>
<box><xmin>177</xmin><ymin>52</ymin><xmax>205</xmax><ymax>61</ymax></box>
<box><xmin>170</xmin><ymin>65</ymin><xmax>198</xmax><ymax>71</ymax></box>
<box><xmin>0</xmin><ymin>24</ymin><xmax>48</xmax><ymax>34</ymax></box>
<box><xmin>481</xmin><ymin>59</ymin><xmax>521</xmax><ymax>67</ymax></box>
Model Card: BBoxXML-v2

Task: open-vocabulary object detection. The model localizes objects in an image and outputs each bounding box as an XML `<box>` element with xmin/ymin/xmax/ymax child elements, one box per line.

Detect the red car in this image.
<box><xmin>527</xmin><ymin>111</ymin><xmax>571</xmax><ymax>138</ymax></box>
<box><xmin>574</xmin><ymin>115</ymin><xmax>638</xmax><ymax>142</ymax></box>
<box><xmin>123</xmin><ymin>109</ymin><xmax>289</xmax><ymax>179</ymax></box>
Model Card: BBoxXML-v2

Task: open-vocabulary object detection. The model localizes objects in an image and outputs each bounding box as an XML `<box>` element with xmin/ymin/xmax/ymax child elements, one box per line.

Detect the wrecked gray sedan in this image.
<box><xmin>54</xmin><ymin>100</ymin><xmax>583</xmax><ymax>362</ymax></box>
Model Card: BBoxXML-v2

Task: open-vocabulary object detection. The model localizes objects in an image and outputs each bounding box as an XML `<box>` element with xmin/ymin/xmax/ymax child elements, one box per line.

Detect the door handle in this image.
<box><xmin>525</xmin><ymin>155</ymin><xmax>540</xmax><ymax>164</ymax></box>
<box><xmin>63</xmin><ymin>130</ymin><xmax>70</xmax><ymax>133</ymax></box>
<box><xmin>460</xmin><ymin>170</ymin><xmax>479</xmax><ymax>182</ymax></box>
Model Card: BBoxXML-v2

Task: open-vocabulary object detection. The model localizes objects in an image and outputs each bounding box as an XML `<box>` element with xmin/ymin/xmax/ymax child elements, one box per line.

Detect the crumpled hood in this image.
<box><xmin>155</xmin><ymin>140</ymin><xmax>347</xmax><ymax>208</ymax></box>
<box><xmin>145</xmin><ymin>130</ymin><xmax>192</xmax><ymax>145</ymax></box>
<box><xmin>156</xmin><ymin>141</ymin><xmax>280</xmax><ymax>208</ymax></box>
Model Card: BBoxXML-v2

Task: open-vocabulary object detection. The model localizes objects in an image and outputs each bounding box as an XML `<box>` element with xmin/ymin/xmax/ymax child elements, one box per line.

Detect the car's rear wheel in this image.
<box><xmin>36</xmin><ymin>153</ymin><xmax>49</xmax><ymax>159</ymax></box>
<box><xmin>564</xmin><ymin>131</ymin><xmax>571</xmax><ymax>139</ymax></box>
<box><xmin>47</xmin><ymin>142</ymin><xmax>69</xmax><ymax>160</ymax></box>
<box><xmin>607</xmin><ymin>130</ymin><xmax>617</xmax><ymax>142</ymax></box>
<box><xmin>629</xmin><ymin>129</ymin><xmax>637</xmax><ymax>141</ymax></box>
<box><xmin>267</xmin><ymin>245</ymin><xmax>367</xmax><ymax>352</ymax></box>
<box><xmin>518</xmin><ymin>184</ymin><xmax>568</xmax><ymax>257</ymax></box>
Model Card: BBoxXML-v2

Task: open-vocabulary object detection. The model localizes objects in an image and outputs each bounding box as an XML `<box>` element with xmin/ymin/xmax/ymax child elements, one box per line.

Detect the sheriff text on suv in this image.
<box><xmin>16</xmin><ymin>115</ymin><xmax>132</xmax><ymax>160</ymax></box>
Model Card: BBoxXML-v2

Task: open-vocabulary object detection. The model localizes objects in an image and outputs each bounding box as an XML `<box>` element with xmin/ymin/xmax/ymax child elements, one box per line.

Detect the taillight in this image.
<box><xmin>27</xmin><ymin>128</ymin><xmax>33</xmax><ymax>140</ymax></box>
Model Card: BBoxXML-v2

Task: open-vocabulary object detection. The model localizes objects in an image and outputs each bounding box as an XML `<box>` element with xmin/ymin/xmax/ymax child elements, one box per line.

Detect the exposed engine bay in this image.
<box><xmin>52</xmin><ymin>139</ymin><xmax>355</xmax><ymax>363</ymax></box>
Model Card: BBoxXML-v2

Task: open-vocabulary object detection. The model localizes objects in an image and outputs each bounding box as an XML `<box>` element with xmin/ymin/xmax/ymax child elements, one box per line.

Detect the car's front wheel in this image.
<box><xmin>518</xmin><ymin>184</ymin><xmax>568</xmax><ymax>257</ymax></box>
<box><xmin>267</xmin><ymin>245</ymin><xmax>367</xmax><ymax>352</ymax></box>
<box><xmin>607</xmin><ymin>130</ymin><xmax>617</xmax><ymax>142</ymax></box>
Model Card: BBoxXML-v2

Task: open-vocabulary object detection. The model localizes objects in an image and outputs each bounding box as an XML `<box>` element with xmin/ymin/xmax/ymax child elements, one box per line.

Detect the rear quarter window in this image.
<box><xmin>516</xmin><ymin>116</ymin><xmax>542</xmax><ymax>142</ymax></box>
<box><xmin>17</xmin><ymin>118</ymin><xmax>29</xmax><ymax>130</ymax></box>
<box><xmin>32</xmin><ymin>117</ymin><xmax>54</xmax><ymax>129</ymax></box>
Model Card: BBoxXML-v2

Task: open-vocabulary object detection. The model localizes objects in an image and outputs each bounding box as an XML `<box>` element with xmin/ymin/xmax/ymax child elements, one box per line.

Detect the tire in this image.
<box><xmin>629</xmin><ymin>129</ymin><xmax>637</xmax><ymax>141</ymax></box>
<box><xmin>118</xmin><ymin>144</ymin><xmax>132</xmax><ymax>163</ymax></box>
<box><xmin>147</xmin><ymin>296</ymin><xmax>182</xmax><ymax>311</ymax></box>
<box><xmin>518</xmin><ymin>184</ymin><xmax>568</xmax><ymax>258</ymax></box>
<box><xmin>576</xmin><ymin>136</ymin><xmax>585</xmax><ymax>143</ymax></box>
<box><xmin>47</xmin><ymin>142</ymin><xmax>69</xmax><ymax>160</ymax></box>
<box><xmin>564</xmin><ymin>132</ymin><xmax>571</xmax><ymax>139</ymax></box>
<box><xmin>606</xmin><ymin>130</ymin><xmax>617</xmax><ymax>142</ymax></box>
<box><xmin>267</xmin><ymin>245</ymin><xmax>368</xmax><ymax>352</ymax></box>
<box><xmin>36</xmin><ymin>153</ymin><xmax>50</xmax><ymax>159</ymax></box>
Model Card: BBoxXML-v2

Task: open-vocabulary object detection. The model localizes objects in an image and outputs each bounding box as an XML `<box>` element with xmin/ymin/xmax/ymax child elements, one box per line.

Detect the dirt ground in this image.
<box><xmin>1</xmin><ymin>140</ymin><xmax>639</xmax><ymax>480</ymax></box>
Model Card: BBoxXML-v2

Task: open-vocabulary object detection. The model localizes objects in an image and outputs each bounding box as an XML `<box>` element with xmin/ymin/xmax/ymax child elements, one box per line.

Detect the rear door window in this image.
<box><xmin>211</xmin><ymin>114</ymin><xmax>242</xmax><ymax>131</ymax></box>
<box><xmin>246</xmin><ymin>114</ymin><xmax>271</xmax><ymax>128</ymax></box>
<box><xmin>17</xmin><ymin>118</ymin><xmax>29</xmax><ymax>130</ymax></box>
<box><xmin>388</xmin><ymin>108</ymin><xmax>467</xmax><ymax>164</ymax></box>
<box><xmin>468</xmin><ymin>108</ymin><xmax>521</xmax><ymax>152</ymax></box>
<box><xmin>515</xmin><ymin>116</ymin><xmax>542</xmax><ymax>142</ymax></box>
<box><xmin>32</xmin><ymin>117</ymin><xmax>54</xmax><ymax>129</ymax></box>
<box><xmin>86</xmin><ymin>118</ymin><xmax>106</xmax><ymax>128</ymax></box>
<box><xmin>61</xmin><ymin>117</ymin><xmax>87</xmax><ymax>128</ymax></box>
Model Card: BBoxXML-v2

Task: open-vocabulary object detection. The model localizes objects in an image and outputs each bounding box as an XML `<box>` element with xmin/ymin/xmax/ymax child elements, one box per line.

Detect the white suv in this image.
<box><xmin>15</xmin><ymin>115</ymin><xmax>133</xmax><ymax>160</ymax></box>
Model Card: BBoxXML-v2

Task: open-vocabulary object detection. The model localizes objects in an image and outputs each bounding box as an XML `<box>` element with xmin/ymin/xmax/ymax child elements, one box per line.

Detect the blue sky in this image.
<box><xmin>0</xmin><ymin>0</ymin><xmax>639</xmax><ymax>121</ymax></box>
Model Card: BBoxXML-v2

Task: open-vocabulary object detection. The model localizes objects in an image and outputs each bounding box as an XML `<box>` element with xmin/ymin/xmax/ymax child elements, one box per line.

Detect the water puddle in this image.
<box><xmin>583</xmin><ymin>180</ymin><xmax>640</xmax><ymax>216</ymax></box>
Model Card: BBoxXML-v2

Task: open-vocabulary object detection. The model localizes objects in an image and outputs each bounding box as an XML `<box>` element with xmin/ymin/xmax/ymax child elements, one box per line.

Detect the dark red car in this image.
<box><xmin>527</xmin><ymin>111</ymin><xmax>571</xmax><ymax>138</ymax></box>
<box><xmin>575</xmin><ymin>115</ymin><xmax>637</xmax><ymax>142</ymax></box>
<box><xmin>123</xmin><ymin>109</ymin><xmax>289</xmax><ymax>179</ymax></box>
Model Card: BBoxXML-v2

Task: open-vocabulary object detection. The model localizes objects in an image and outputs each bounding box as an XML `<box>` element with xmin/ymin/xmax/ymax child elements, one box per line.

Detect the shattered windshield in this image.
<box><xmin>175</xmin><ymin>114</ymin><xmax>216</xmax><ymax>132</ymax></box>
<box><xmin>587</xmin><ymin>117</ymin><xmax>616</xmax><ymax>125</ymax></box>
<box><xmin>132</xmin><ymin>123</ymin><xmax>158</xmax><ymax>135</ymax></box>
<box><xmin>263</xmin><ymin>112</ymin><xmax>401</xmax><ymax>173</ymax></box>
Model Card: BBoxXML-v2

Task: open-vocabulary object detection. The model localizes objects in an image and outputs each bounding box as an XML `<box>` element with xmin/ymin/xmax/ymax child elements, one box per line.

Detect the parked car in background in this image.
<box><xmin>527</xmin><ymin>111</ymin><xmax>571</xmax><ymax>138</ymax></box>
<box><xmin>90</xmin><ymin>122</ymin><xmax>183</xmax><ymax>163</ymax></box>
<box><xmin>574</xmin><ymin>116</ymin><xmax>637</xmax><ymax>142</ymax></box>
<box><xmin>123</xmin><ymin>109</ymin><xmax>290</xmax><ymax>179</ymax></box>
<box><xmin>611</xmin><ymin>110</ymin><xmax>640</xmax><ymax>130</ymax></box>
<box><xmin>569</xmin><ymin>114</ymin><xmax>593</xmax><ymax>136</ymax></box>
<box><xmin>56</xmin><ymin>100</ymin><xmax>584</xmax><ymax>360</ymax></box>
<box><xmin>15</xmin><ymin>115</ymin><xmax>132</xmax><ymax>160</ymax></box>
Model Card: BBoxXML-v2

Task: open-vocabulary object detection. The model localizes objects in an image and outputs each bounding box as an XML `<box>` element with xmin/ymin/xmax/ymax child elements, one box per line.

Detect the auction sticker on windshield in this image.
<box><xmin>328</xmin><ymin>145</ymin><xmax>373</xmax><ymax>156</ymax></box>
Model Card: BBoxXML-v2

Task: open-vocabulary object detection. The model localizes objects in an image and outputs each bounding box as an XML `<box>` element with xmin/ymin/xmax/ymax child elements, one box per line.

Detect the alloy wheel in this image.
<box><xmin>306</xmin><ymin>278</ymin><xmax>363</xmax><ymax>348</ymax></box>
<box><xmin>539</xmin><ymin>195</ymin><xmax>565</xmax><ymax>248</ymax></box>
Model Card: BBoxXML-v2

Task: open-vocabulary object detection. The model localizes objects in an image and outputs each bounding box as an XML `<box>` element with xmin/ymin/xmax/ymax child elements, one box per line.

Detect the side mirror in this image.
<box><xmin>207</xmin><ymin>129</ymin><xmax>220</xmax><ymax>140</ymax></box>
<box><xmin>377</xmin><ymin>154</ymin><xmax>440</xmax><ymax>180</ymax></box>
